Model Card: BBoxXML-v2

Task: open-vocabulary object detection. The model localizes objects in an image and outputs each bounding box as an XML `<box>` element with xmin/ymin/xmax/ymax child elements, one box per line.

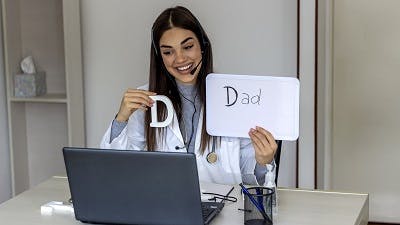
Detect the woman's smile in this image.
<box><xmin>176</xmin><ymin>63</ymin><xmax>193</xmax><ymax>73</ymax></box>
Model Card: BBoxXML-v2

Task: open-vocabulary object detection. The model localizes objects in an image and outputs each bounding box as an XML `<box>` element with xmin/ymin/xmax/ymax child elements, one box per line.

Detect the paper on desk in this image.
<box><xmin>41</xmin><ymin>201</ymin><xmax>74</xmax><ymax>216</ymax></box>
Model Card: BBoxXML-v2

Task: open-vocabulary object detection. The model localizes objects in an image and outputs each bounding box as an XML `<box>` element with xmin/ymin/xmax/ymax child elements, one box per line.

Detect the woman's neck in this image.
<box><xmin>175</xmin><ymin>78</ymin><xmax>196</xmax><ymax>86</ymax></box>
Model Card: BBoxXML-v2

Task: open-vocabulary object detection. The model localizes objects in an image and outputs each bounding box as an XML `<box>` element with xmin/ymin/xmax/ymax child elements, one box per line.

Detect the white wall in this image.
<box><xmin>81</xmin><ymin>0</ymin><xmax>300</xmax><ymax>187</ymax></box>
<box><xmin>0</xmin><ymin>5</ymin><xmax>12</xmax><ymax>203</ymax></box>
<box><xmin>331</xmin><ymin>0</ymin><xmax>400</xmax><ymax>222</ymax></box>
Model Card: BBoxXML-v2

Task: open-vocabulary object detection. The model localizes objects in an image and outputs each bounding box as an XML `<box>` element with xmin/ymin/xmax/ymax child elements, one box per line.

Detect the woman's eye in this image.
<box><xmin>162</xmin><ymin>51</ymin><xmax>172</xmax><ymax>55</ymax></box>
<box><xmin>184</xmin><ymin>45</ymin><xmax>194</xmax><ymax>50</ymax></box>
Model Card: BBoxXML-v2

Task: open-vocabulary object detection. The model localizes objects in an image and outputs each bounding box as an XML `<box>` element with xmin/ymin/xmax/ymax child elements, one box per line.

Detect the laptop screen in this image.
<box><xmin>63</xmin><ymin>147</ymin><xmax>207</xmax><ymax>225</ymax></box>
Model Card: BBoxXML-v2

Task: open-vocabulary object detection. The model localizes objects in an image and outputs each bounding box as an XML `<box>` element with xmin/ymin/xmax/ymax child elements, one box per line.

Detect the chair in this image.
<box><xmin>274</xmin><ymin>140</ymin><xmax>283</xmax><ymax>185</ymax></box>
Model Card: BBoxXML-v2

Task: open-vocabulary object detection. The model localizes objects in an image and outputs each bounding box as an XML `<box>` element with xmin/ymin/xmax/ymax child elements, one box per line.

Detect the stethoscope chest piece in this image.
<box><xmin>206</xmin><ymin>152</ymin><xmax>218</xmax><ymax>164</ymax></box>
<box><xmin>206</xmin><ymin>137</ymin><xmax>218</xmax><ymax>164</ymax></box>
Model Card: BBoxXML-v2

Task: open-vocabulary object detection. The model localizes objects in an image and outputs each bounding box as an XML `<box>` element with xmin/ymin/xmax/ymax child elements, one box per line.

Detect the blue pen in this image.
<box><xmin>255</xmin><ymin>187</ymin><xmax>264</xmax><ymax>209</ymax></box>
<box><xmin>239</xmin><ymin>183</ymin><xmax>272</xmax><ymax>224</ymax></box>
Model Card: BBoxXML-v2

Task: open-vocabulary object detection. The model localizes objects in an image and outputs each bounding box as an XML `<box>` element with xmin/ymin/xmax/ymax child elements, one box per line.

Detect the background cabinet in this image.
<box><xmin>1</xmin><ymin>0</ymin><xmax>84</xmax><ymax>195</ymax></box>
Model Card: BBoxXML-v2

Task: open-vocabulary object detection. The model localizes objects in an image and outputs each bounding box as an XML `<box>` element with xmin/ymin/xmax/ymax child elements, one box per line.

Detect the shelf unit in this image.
<box><xmin>1</xmin><ymin>0</ymin><xmax>85</xmax><ymax>195</ymax></box>
<box><xmin>10</xmin><ymin>93</ymin><xmax>67</xmax><ymax>103</ymax></box>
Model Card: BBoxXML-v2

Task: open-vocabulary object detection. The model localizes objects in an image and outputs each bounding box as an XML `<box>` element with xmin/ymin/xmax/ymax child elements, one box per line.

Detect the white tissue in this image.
<box><xmin>41</xmin><ymin>201</ymin><xmax>74</xmax><ymax>216</ymax></box>
<box><xmin>20</xmin><ymin>56</ymin><xmax>36</xmax><ymax>74</ymax></box>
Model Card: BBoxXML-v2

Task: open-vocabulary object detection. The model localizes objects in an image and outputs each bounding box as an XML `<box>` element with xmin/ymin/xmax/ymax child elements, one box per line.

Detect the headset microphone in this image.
<box><xmin>190</xmin><ymin>59</ymin><xmax>202</xmax><ymax>75</ymax></box>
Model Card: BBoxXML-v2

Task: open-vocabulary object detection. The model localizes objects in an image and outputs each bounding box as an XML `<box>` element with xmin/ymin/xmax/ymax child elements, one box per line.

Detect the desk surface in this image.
<box><xmin>0</xmin><ymin>177</ymin><xmax>368</xmax><ymax>225</ymax></box>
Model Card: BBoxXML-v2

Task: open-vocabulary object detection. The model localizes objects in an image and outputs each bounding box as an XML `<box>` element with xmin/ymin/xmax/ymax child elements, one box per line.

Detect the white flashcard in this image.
<box><xmin>206</xmin><ymin>73</ymin><xmax>299</xmax><ymax>140</ymax></box>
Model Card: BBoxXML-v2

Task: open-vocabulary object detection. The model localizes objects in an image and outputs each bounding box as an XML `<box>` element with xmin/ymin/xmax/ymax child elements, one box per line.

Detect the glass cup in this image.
<box><xmin>243</xmin><ymin>186</ymin><xmax>274</xmax><ymax>225</ymax></box>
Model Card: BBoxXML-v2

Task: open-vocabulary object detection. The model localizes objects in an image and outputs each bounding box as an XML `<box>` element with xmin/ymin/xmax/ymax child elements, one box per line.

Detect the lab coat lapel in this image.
<box><xmin>168</xmin><ymin>110</ymin><xmax>184</xmax><ymax>145</ymax></box>
<box><xmin>194</xmin><ymin>107</ymin><xmax>204</xmax><ymax>153</ymax></box>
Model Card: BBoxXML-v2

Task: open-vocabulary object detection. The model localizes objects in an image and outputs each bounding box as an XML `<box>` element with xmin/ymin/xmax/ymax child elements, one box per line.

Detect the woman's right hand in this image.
<box><xmin>115</xmin><ymin>89</ymin><xmax>157</xmax><ymax>122</ymax></box>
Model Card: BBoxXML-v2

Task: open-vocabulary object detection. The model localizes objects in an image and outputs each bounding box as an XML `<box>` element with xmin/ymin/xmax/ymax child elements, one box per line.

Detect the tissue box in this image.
<box><xmin>14</xmin><ymin>72</ymin><xmax>47</xmax><ymax>97</ymax></box>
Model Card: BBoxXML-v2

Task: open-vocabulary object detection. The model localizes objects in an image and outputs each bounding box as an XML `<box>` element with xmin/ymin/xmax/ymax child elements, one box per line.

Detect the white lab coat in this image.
<box><xmin>100</xmin><ymin>89</ymin><xmax>260</xmax><ymax>185</ymax></box>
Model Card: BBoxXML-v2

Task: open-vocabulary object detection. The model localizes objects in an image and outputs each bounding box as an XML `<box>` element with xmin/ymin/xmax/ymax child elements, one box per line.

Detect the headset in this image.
<box><xmin>150</xmin><ymin>13</ymin><xmax>211</xmax><ymax>152</ymax></box>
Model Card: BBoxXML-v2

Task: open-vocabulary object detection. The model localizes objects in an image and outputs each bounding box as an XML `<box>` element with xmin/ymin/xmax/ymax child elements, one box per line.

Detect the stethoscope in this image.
<box><xmin>206</xmin><ymin>138</ymin><xmax>218</xmax><ymax>164</ymax></box>
<box><xmin>160</xmin><ymin>44</ymin><xmax>217</xmax><ymax>164</ymax></box>
<box><xmin>177</xmin><ymin>89</ymin><xmax>218</xmax><ymax>164</ymax></box>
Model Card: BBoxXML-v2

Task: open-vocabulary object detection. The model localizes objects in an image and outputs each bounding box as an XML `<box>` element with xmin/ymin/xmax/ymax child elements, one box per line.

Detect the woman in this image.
<box><xmin>100</xmin><ymin>6</ymin><xmax>277</xmax><ymax>185</ymax></box>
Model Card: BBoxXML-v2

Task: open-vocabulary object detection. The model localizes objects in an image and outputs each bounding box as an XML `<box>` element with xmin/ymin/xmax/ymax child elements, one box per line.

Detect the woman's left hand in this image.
<box><xmin>249</xmin><ymin>126</ymin><xmax>278</xmax><ymax>165</ymax></box>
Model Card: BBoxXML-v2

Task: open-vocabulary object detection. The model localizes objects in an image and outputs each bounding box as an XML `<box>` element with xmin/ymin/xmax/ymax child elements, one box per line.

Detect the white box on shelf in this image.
<box><xmin>14</xmin><ymin>72</ymin><xmax>47</xmax><ymax>97</ymax></box>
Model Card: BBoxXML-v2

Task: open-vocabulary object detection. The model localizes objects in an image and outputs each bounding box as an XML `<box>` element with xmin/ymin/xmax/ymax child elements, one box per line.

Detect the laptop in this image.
<box><xmin>63</xmin><ymin>147</ymin><xmax>225</xmax><ymax>225</ymax></box>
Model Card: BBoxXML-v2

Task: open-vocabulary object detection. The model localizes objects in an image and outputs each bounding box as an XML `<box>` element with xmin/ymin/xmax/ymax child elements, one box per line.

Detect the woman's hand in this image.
<box><xmin>115</xmin><ymin>89</ymin><xmax>157</xmax><ymax>122</ymax></box>
<box><xmin>249</xmin><ymin>126</ymin><xmax>278</xmax><ymax>165</ymax></box>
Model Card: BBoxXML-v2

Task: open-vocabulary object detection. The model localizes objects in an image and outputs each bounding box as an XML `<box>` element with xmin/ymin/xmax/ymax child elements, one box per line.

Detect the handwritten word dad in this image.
<box><xmin>223</xmin><ymin>86</ymin><xmax>262</xmax><ymax>107</ymax></box>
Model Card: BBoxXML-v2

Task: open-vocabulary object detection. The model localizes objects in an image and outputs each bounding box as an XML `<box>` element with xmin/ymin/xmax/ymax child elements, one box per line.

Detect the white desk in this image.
<box><xmin>0</xmin><ymin>177</ymin><xmax>368</xmax><ymax>225</ymax></box>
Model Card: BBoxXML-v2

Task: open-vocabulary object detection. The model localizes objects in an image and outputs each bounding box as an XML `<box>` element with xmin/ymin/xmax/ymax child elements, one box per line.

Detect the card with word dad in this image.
<box><xmin>206</xmin><ymin>73</ymin><xmax>299</xmax><ymax>140</ymax></box>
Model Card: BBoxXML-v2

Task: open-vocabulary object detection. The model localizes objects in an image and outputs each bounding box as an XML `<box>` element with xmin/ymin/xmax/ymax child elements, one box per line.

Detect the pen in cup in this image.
<box><xmin>256</xmin><ymin>187</ymin><xmax>264</xmax><ymax>209</ymax></box>
<box><xmin>239</xmin><ymin>183</ymin><xmax>272</xmax><ymax>224</ymax></box>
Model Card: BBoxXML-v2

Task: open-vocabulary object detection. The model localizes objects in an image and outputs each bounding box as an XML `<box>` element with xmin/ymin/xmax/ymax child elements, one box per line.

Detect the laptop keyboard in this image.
<box><xmin>201</xmin><ymin>202</ymin><xmax>224</xmax><ymax>222</ymax></box>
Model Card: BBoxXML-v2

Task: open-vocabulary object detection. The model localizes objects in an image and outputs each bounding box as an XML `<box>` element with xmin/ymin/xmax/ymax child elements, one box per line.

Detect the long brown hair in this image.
<box><xmin>145</xmin><ymin>6</ymin><xmax>213</xmax><ymax>153</ymax></box>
